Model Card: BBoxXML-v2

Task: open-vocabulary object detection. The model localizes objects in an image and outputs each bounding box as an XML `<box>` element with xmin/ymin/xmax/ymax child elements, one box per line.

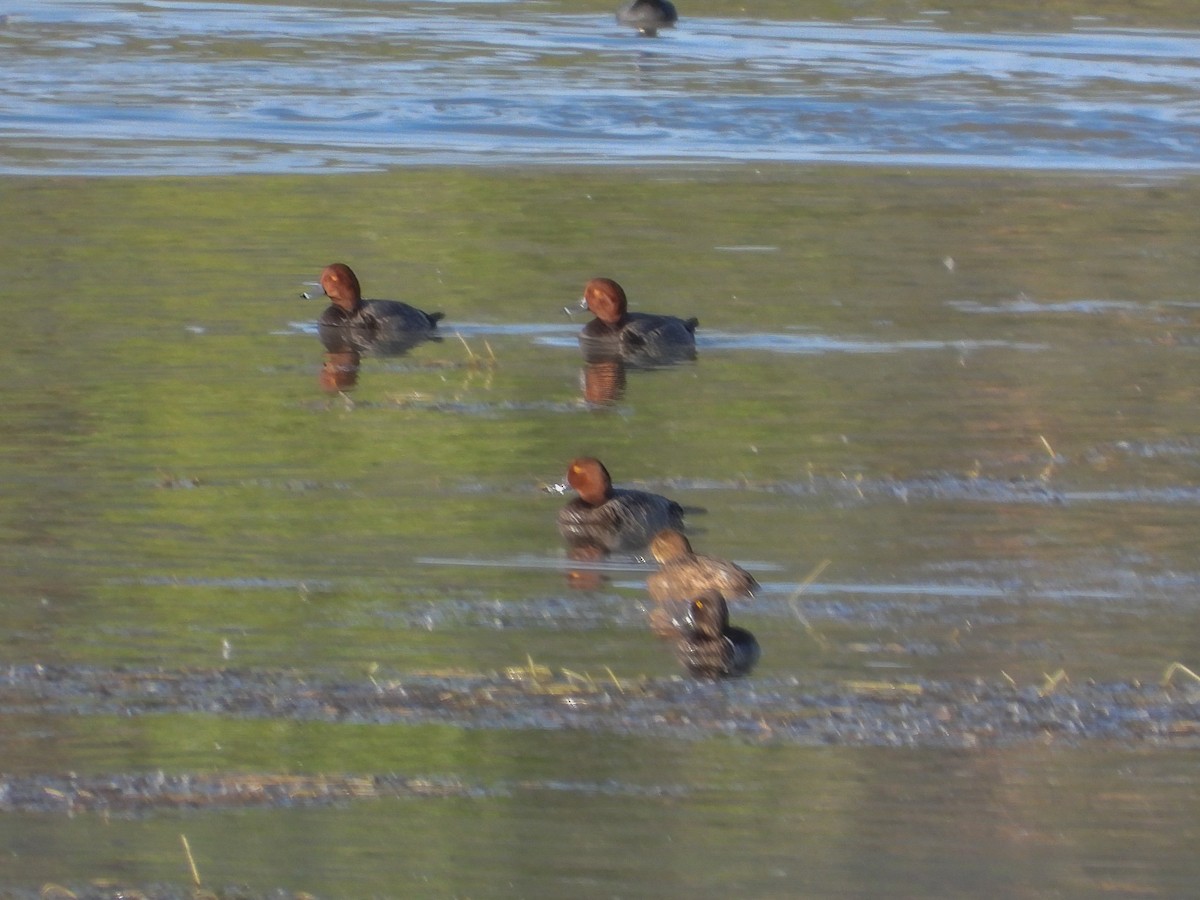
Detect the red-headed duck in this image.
<box><xmin>556</xmin><ymin>457</ymin><xmax>685</xmax><ymax>554</ymax></box>
<box><xmin>579</xmin><ymin>278</ymin><xmax>697</xmax><ymax>363</ymax></box>
<box><xmin>617</xmin><ymin>0</ymin><xmax>677</xmax><ymax>35</ymax></box>
<box><xmin>674</xmin><ymin>591</ymin><xmax>760</xmax><ymax>679</ymax></box>
<box><xmin>314</xmin><ymin>263</ymin><xmax>444</xmax><ymax>334</ymax></box>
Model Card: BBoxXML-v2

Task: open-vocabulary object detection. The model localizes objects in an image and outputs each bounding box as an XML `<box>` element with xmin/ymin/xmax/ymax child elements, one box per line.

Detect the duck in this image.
<box><xmin>616</xmin><ymin>0</ymin><xmax>677</xmax><ymax>36</ymax></box>
<box><xmin>556</xmin><ymin>457</ymin><xmax>685</xmax><ymax>554</ymax></box>
<box><xmin>646</xmin><ymin>529</ymin><xmax>759</xmax><ymax>635</ymax></box>
<box><xmin>314</xmin><ymin>263</ymin><xmax>444</xmax><ymax>335</ymax></box>
<box><xmin>648</xmin><ymin>528</ymin><xmax>759</xmax><ymax>602</ymax></box>
<box><xmin>674</xmin><ymin>591</ymin><xmax>760</xmax><ymax>679</ymax></box>
<box><xmin>578</xmin><ymin>278</ymin><xmax>697</xmax><ymax>364</ymax></box>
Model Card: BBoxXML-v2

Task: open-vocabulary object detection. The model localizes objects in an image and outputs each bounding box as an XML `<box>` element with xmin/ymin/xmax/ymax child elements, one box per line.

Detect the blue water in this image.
<box><xmin>3</xmin><ymin>0</ymin><xmax>1200</xmax><ymax>174</ymax></box>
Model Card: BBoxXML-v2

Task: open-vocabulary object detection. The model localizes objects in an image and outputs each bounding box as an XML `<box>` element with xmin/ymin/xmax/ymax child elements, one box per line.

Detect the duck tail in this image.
<box><xmin>685</xmin><ymin>317</ymin><xmax>699</xmax><ymax>332</ymax></box>
<box><xmin>427</xmin><ymin>311</ymin><xmax>445</xmax><ymax>327</ymax></box>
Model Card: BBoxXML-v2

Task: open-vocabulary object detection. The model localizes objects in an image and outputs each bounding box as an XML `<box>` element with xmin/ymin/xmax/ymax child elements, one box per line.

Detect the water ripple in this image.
<box><xmin>2</xmin><ymin>2</ymin><xmax>1199</xmax><ymax>174</ymax></box>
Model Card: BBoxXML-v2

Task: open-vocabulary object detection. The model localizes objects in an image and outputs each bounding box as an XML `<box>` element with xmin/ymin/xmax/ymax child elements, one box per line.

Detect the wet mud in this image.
<box><xmin>3</xmin><ymin>662</ymin><xmax>1198</xmax><ymax>763</ymax></box>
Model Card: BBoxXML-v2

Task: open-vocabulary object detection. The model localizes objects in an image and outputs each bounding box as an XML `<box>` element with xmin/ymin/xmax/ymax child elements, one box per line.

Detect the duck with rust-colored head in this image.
<box><xmin>646</xmin><ymin>529</ymin><xmax>759</xmax><ymax>636</ymax></box>
<box><xmin>674</xmin><ymin>591</ymin><xmax>760</xmax><ymax>679</ymax></box>
<box><xmin>556</xmin><ymin>457</ymin><xmax>685</xmax><ymax>554</ymax></box>
<box><xmin>616</xmin><ymin>0</ymin><xmax>677</xmax><ymax>35</ymax></box>
<box><xmin>578</xmin><ymin>278</ymin><xmax>697</xmax><ymax>364</ymax></box>
<box><xmin>313</xmin><ymin>263</ymin><xmax>443</xmax><ymax>352</ymax></box>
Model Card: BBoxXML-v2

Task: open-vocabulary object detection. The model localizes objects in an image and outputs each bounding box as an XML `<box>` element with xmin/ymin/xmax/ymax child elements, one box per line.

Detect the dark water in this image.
<box><xmin>2</xmin><ymin>1</ymin><xmax>1200</xmax><ymax>897</ymax></box>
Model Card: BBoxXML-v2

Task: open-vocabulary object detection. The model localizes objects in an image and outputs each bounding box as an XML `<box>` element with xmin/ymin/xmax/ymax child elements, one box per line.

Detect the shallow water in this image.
<box><xmin>3</xmin><ymin>165</ymin><xmax>1199</xmax><ymax>897</ymax></box>
<box><xmin>3</xmin><ymin>0</ymin><xmax>1200</xmax><ymax>897</ymax></box>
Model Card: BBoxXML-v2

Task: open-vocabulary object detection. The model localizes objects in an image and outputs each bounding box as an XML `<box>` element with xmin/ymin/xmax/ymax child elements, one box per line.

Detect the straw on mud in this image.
<box><xmin>604</xmin><ymin>666</ymin><xmax>625</xmax><ymax>695</ymax></box>
<box><xmin>561</xmin><ymin>668</ymin><xmax>593</xmax><ymax>686</ymax></box>
<box><xmin>1161</xmin><ymin>661</ymin><xmax>1200</xmax><ymax>688</ymax></box>
<box><xmin>787</xmin><ymin>559</ymin><xmax>832</xmax><ymax>648</ymax></box>
<box><xmin>37</xmin><ymin>884</ymin><xmax>75</xmax><ymax>899</ymax></box>
<box><xmin>1000</xmin><ymin>670</ymin><xmax>1017</xmax><ymax>688</ymax></box>
<box><xmin>843</xmin><ymin>680</ymin><xmax>922</xmax><ymax>696</ymax></box>
<box><xmin>839</xmin><ymin>472</ymin><xmax>865</xmax><ymax>499</ymax></box>
<box><xmin>1038</xmin><ymin>668</ymin><xmax>1068</xmax><ymax>697</ymax></box>
<box><xmin>456</xmin><ymin>332</ymin><xmax>476</xmax><ymax>361</ymax></box>
<box><xmin>1038</xmin><ymin>434</ymin><xmax>1059</xmax><ymax>482</ymax></box>
<box><xmin>180</xmin><ymin>833</ymin><xmax>202</xmax><ymax>887</ymax></box>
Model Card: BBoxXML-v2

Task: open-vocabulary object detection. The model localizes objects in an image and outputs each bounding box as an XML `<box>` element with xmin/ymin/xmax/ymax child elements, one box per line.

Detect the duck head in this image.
<box><xmin>650</xmin><ymin>528</ymin><xmax>693</xmax><ymax>564</ymax></box>
<box><xmin>581</xmin><ymin>278</ymin><xmax>629</xmax><ymax>326</ymax></box>
<box><xmin>320</xmin><ymin>263</ymin><xmax>365</xmax><ymax>314</ymax></box>
<box><xmin>566</xmin><ymin>457</ymin><xmax>615</xmax><ymax>506</ymax></box>
<box><xmin>681</xmin><ymin>590</ymin><xmax>730</xmax><ymax>641</ymax></box>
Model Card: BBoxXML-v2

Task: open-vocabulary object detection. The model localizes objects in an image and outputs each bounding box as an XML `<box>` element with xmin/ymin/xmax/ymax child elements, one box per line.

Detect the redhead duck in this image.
<box><xmin>675</xmin><ymin>591</ymin><xmax>760</xmax><ymax>679</ymax></box>
<box><xmin>646</xmin><ymin>529</ymin><xmax>758</xmax><ymax>636</ymax></box>
<box><xmin>314</xmin><ymin>263</ymin><xmax>443</xmax><ymax>336</ymax></box>
<box><xmin>579</xmin><ymin>278</ymin><xmax>697</xmax><ymax>363</ymax></box>
<box><xmin>556</xmin><ymin>457</ymin><xmax>685</xmax><ymax>554</ymax></box>
<box><xmin>616</xmin><ymin>0</ymin><xmax>677</xmax><ymax>35</ymax></box>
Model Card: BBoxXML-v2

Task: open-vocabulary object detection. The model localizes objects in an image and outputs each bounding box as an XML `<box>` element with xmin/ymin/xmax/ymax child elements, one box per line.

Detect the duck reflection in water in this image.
<box><xmin>674</xmin><ymin>591</ymin><xmax>760</xmax><ymax>679</ymax></box>
<box><xmin>306</xmin><ymin>263</ymin><xmax>444</xmax><ymax>356</ymax></box>
<box><xmin>580</xmin><ymin>357</ymin><xmax>628</xmax><ymax>405</ymax></box>
<box><xmin>319</xmin><ymin>346</ymin><xmax>361</xmax><ymax>394</ymax></box>
<box><xmin>563</xmin><ymin>539</ymin><xmax>610</xmax><ymax>592</ymax></box>
<box><xmin>646</xmin><ymin>528</ymin><xmax>759</xmax><ymax>636</ymax></box>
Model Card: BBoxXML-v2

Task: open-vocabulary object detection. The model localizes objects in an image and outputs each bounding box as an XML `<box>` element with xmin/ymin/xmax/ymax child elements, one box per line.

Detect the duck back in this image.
<box><xmin>676</xmin><ymin>626</ymin><xmax>760</xmax><ymax>678</ymax></box>
<box><xmin>557</xmin><ymin>488</ymin><xmax>684</xmax><ymax>554</ymax></box>
<box><xmin>648</xmin><ymin>553</ymin><xmax>758</xmax><ymax>603</ymax></box>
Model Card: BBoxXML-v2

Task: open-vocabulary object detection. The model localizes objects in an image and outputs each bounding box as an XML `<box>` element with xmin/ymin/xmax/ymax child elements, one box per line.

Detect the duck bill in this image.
<box><xmin>300</xmin><ymin>282</ymin><xmax>327</xmax><ymax>300</ymax></box>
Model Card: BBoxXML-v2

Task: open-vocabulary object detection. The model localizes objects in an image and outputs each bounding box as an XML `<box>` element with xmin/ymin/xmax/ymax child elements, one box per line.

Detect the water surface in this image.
<box><xmin>2</xmin><ymin>1</ymin><xmax>1200</xmax><ymax>897</ymax></box>
<box><xmin>3</xmin><ymin>0</ymin><xmax>1200</xmax><ymax>173</ymax></box>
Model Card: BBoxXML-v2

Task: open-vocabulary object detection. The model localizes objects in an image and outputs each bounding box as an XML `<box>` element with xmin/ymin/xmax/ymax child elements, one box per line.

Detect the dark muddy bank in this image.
<box><xmin>3</xmin><ymin>663</ymin><xmax>1198</xmax><ymax>752</ymax></box>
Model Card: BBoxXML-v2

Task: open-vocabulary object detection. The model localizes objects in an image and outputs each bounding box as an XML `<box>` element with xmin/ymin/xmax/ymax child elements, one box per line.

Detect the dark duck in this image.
<box><xmin>674</xmin><ymin>591</ymin><xmax>760</xmax><ymax>679</ymax></box>
<box><xmin>556</xmin><ymin>457</ymin><xmax>685</xmax><ymax>555</ymax></box>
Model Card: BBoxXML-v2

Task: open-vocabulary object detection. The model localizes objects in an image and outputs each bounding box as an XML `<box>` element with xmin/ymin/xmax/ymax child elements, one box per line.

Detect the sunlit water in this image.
<box><xmin>2</xmin><ymin>1</ymin><xmax>1200</xmax><ymax>897</ymax></box>
<box><xmin>3</xmin><ymin>0</ymin><xmax>1200</xmax><ymax>173</ymax></box>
